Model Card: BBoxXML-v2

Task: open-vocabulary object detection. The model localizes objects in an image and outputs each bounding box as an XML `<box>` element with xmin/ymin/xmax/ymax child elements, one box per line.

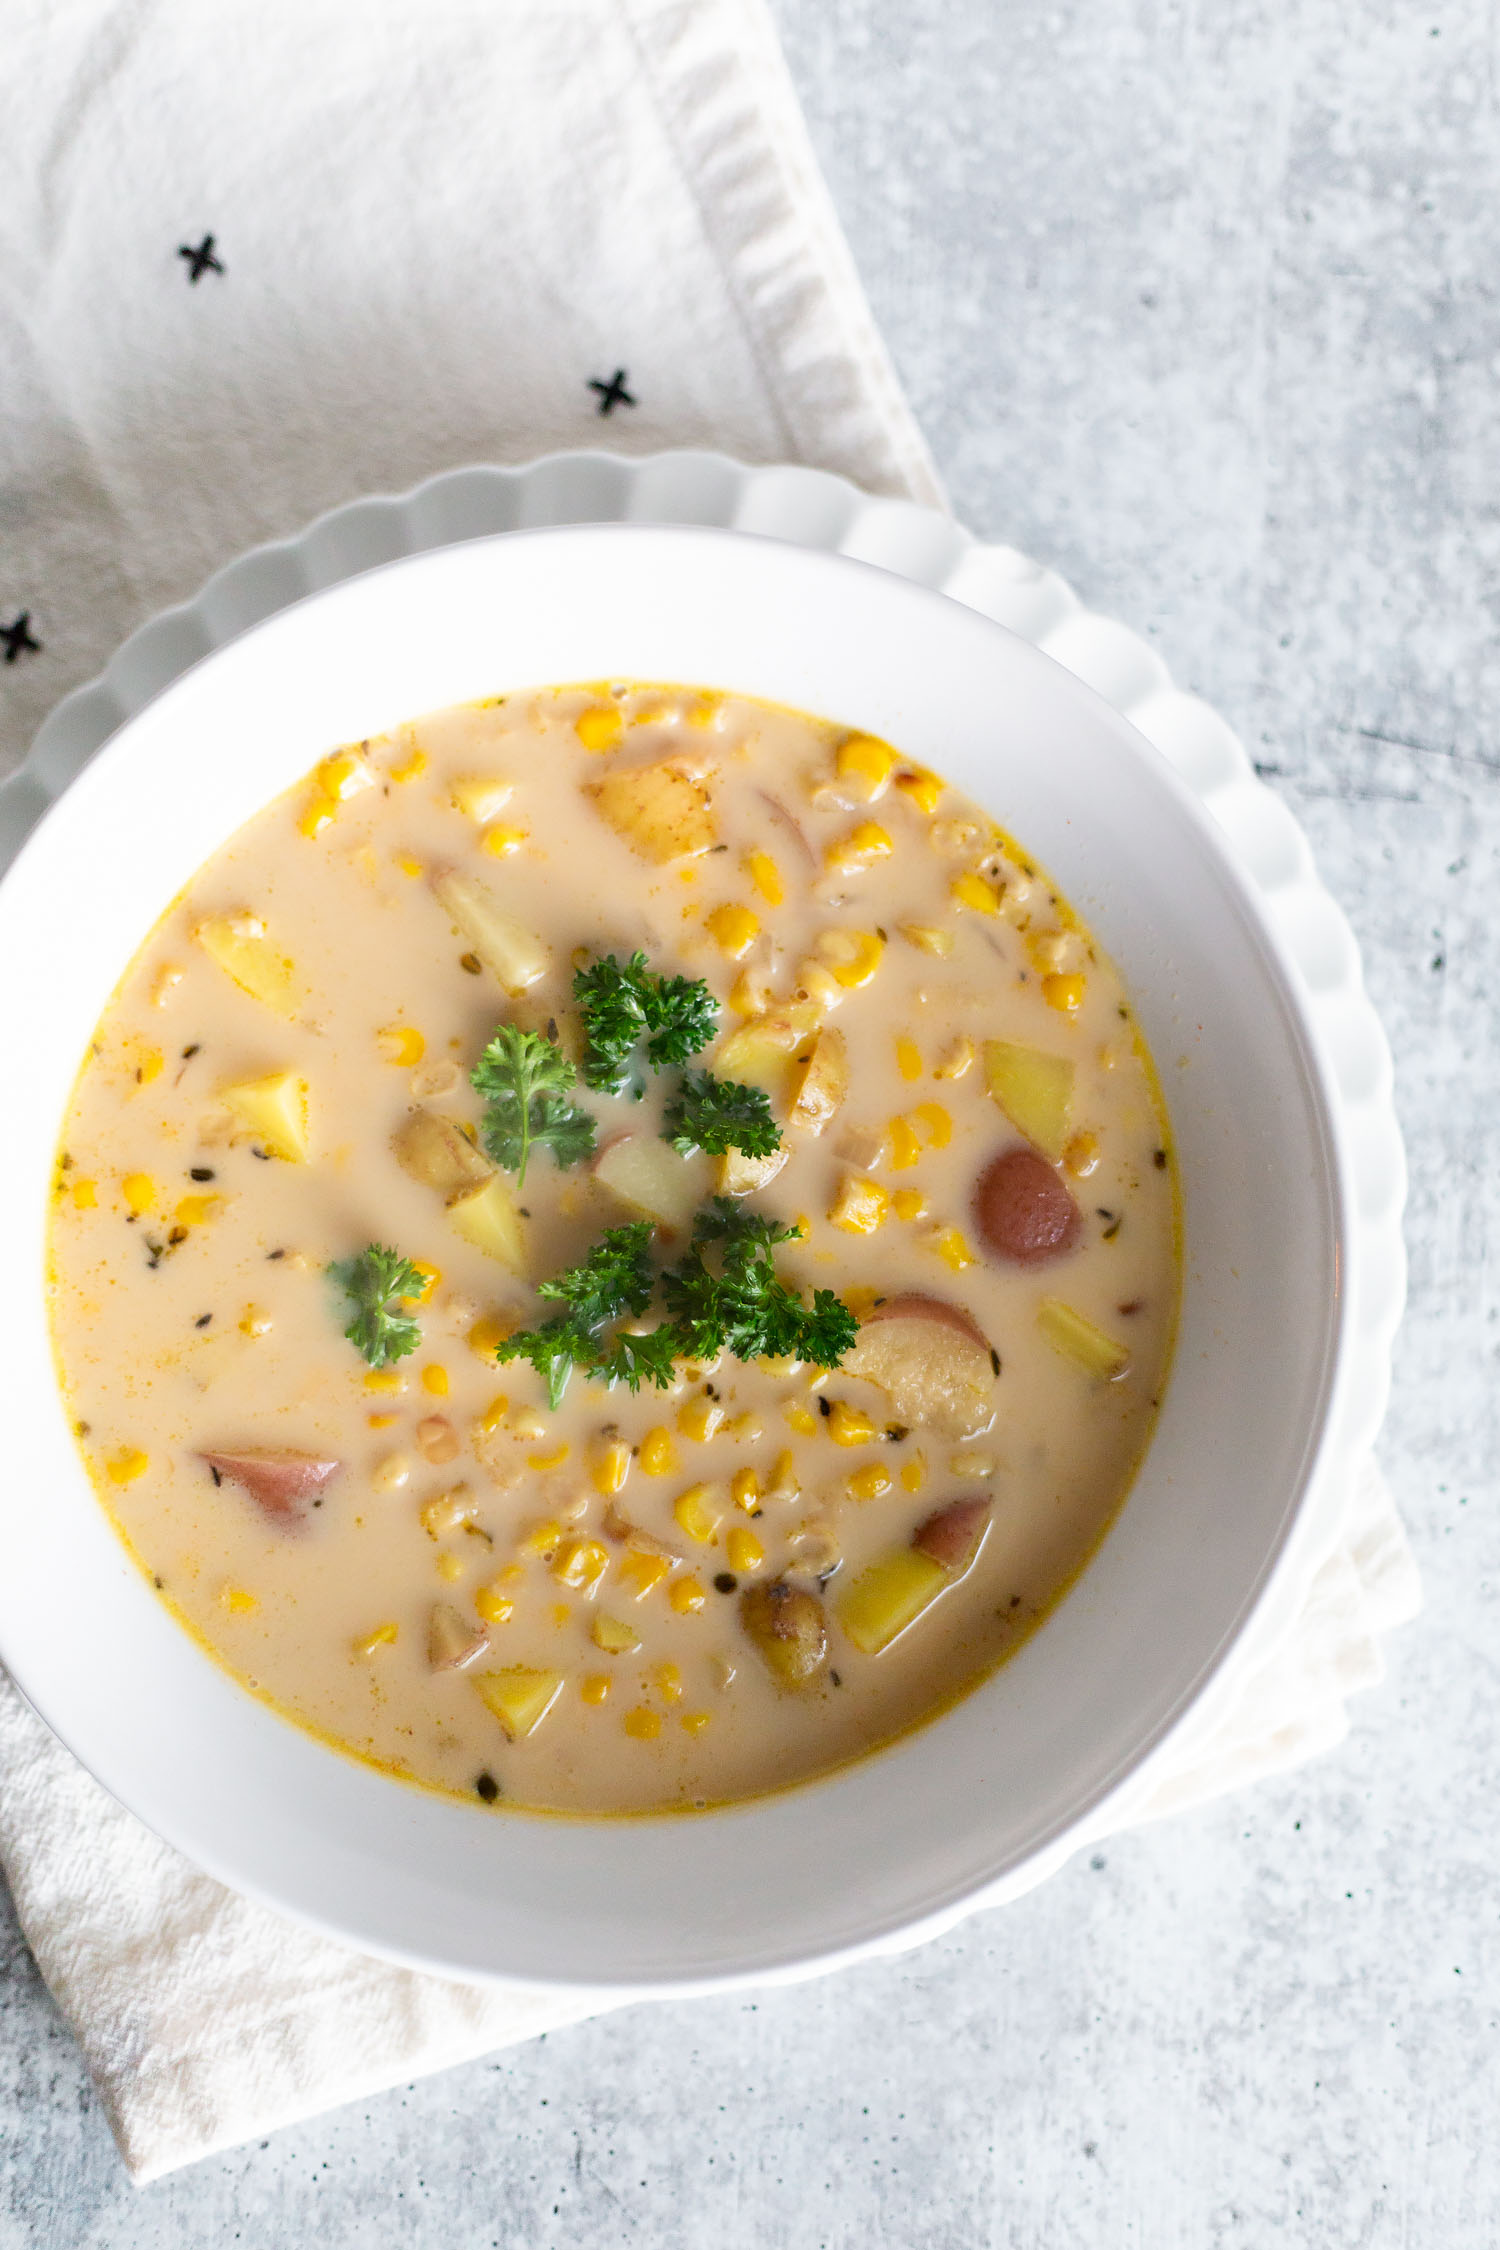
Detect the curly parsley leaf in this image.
<box><xmin>640</xmin><ymin>972</ymin><xmax>719</xmax><ymax>1070</ymax></box>
<box><xmin>662</xmin><ymin>1068</ymin><xmax>781</xmax><ymax>1159</ymax></box>
<box><xmin>329</xmin><ymin>1243</ymin><xmax>424</xmax><ymax>1368</ymax></box>
<box><xmin>594</xmin><ymin>1325</ymin><xmax>683</xmax><ymax>1394</ymax></box>
<box><xmin>573</xmin><ymin>951</ymin><xmax>717</xmax><ymax>1093</ymax></box>
<box><xmin>494</xmin><ymin>1313</ymin><xmax>591</xmax><ymax>1412</ymax></box>
<box><xmin>663</xmin><ymin>1199</ymin><xmax>856</xmax><ymax>1367</ymax></box>
<box><xmin>536</xmin><ymin>1223</ymin><xmax>656</xmax><ymax>1328</ymax></box>
<box><xmin>471</xmin><ymin>1024</ymin><xmax>596</xmax><ymax>1186</ymax></box>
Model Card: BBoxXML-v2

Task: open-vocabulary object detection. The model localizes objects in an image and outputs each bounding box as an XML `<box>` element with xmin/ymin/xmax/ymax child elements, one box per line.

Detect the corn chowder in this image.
<box><xmin>48</xmin><ymin>683</ymin><xmax>1178</xmax><ymax>1815</ymax></box>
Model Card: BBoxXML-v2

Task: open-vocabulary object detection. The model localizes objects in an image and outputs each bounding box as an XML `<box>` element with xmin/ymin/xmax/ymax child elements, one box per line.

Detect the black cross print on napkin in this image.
<box><xmin>178</xmin><ymin>234</ymin><xmax>224</xmax><ymax>283</ymax></box>
<box><xmin>588</xmin><ymin>369</ymin><xmax>635</xmax><ymax>416</ymax></box>
<box><xmin>1</xmin><ymin>613</ymin><xmax>41</xmax><ymax>664</ymax></box>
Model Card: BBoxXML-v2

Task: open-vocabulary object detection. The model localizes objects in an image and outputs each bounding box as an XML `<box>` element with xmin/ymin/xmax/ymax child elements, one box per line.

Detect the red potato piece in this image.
<box><xmin>841</xmin><ymin>1294</ymin><xmax>996</xmax><ymax>1440</ymax></box>
<box><xmin>975</xmin><ymin>1147</ymin><xmax>1082</xmax><ymax>1267</ymax></box>
<box><xmin>912</xmin><ymin>1498</ymin><xmax>992</xmax><ymax>1575</ymax></box>
<box><xmin>200</xmin><ymin>1448</ymin><xmax>340</xmax><ymax>1527</ymax></box>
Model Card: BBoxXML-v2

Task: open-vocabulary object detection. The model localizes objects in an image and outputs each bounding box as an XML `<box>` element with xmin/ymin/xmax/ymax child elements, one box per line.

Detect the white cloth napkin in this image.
<box><xmin>0</xmin><ymin>0</ymin><xmax>1419</xmax><ymax>2185</ymax></box>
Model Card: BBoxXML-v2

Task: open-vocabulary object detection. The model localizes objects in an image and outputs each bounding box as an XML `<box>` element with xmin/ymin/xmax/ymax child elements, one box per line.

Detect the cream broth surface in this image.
<box><xmin>48</xmin><ymin>684</ymin><xmax>1177</xmax><ymax>1815</ymax></box>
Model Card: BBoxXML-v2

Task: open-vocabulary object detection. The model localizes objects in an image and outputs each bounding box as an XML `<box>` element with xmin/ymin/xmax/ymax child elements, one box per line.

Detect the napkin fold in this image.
<box><xmin>0</xmin><ymin>0</ymin><xmax>1418</xmax><ymax>2184</ymax></box>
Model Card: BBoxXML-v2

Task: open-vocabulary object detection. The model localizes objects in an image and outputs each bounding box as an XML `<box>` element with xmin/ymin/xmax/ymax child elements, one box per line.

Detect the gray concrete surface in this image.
<box><xmin>3</xmin><ymin>2</ymin><xmax>1495</xmax><ymax>2241</ymax></box>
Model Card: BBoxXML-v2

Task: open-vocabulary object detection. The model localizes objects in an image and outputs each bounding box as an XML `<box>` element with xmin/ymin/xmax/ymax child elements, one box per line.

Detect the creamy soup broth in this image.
<box><xmin>48</xmin><ymin>683</ymin><xmax>1177</xmax><ymax>1814</ymax></box>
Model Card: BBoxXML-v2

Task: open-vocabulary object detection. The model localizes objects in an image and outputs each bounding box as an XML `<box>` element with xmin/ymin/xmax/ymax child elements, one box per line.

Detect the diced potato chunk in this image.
<box><xmin>450</xmin><ymin>774</ymin><xmax>514</xmax><ymax>822</ymax></box>
<box><xmin>714</xmin><ymin>1019</ymin><xmax>797</xmax><ymax>1099</ymax></box>
<box><xmin>428</xmin><ymin>1602</ymin><xmax>488</xmax><ymax>1672</ymax></box>
<box><xmin>841</xmin><ymin>1295</ymin><xmax>996</xmax><ymax>1439</ymax></box>
<box><xmin>194</xmin><ymin>914</ymin><xmax>296</xmax><ymax>1016</ymax></box>
<box><xmin>739</xmin><ymin>1580</ymin><xmax>828</xmax><ymax>1689</ymax></box>
<box><xmin>590</xmin><ymin>1613</ymin><xmax>641</xmax><ymax>1655</ymax></box>
<box><xmin>594</xmin><ymin>1133</ymin><xmax>709</xmax><ymax>1232</ymax></box>
<box><xmin>717</xmin><ymin>1144</ymin><xmax>791</xmax><ymax>1198</ymax></box>
<box><xmin>473</xmin><ymin>1665</ymin><xmax>564</xmax><ymax>1741</ymax></box>
<box><xmin>394</xmin><ymin>1107</ymin><xmax>494</xmax><ymax>1196</ymax></box>
<box><xmin>430</xmin><ymin>869</ymin><xmax>547</xmax><ymax>992</ymax></box>
<box><xmin>1038</xmin><ymin>1299</ymin><xmax>1130</xmax><ymax>1380</ymax></box>
<box><xmin>983</xmin><ymin>1040</ymin><xmax>1075</xmax><ymax>1163</ymax></box>
<box><xmin>447</xmin><ymin>1177</ymin><xmax>527</xmax><ymax>1275</ymax></box>
<box><xmin>836</xmin><ymin>1548</ymin><xmax>950</xmax><ymax>1655</ymax></box>
<box><xmin>219</xmin><ymin>1071</ymin><xmax>309</xmax><ymax>1162</ymax></box>
<box><xmin>788</xmin><ymin>1027</ymin><xmax>848</xmax><ymax>1137</ymax></box>
<box><xmin>585</xmin><ymin>757</ymin><xmax>717</xmax><ymax>863</ymax></box>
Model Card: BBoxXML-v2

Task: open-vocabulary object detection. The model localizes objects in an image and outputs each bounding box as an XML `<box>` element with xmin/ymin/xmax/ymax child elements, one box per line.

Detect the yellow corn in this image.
<box><xmin>364</xmin><ymin>1369</ymin><xmax>405</xmax><ymax>1394</ymax></box>
<box><xmin>69</xmin><ymin>1178</ymin><xmax>98</xmax><ymax>1210</ymax></box>
<box><xmin>367</xmin><ymin>1412</ymin><xmax>397</xmax><ymax>1430</ymax></box>
<box><xmin>581</xmin><ymin>1673</ymin><xmax>612</xmax><ymax>1705</ymax></box>
<box><xmin>930</xmin><ymin>1226</ymin><xmax>976</xmax><ymax>1273</ymax></box>
<box><xmin>370</xmin><ymin>1452</ymin><xmax>411</xmax><ymax>1493</ymax></box>
<box><xmin>394</xmin><ymin>1258</ymin><xmax>439</xmax><ymax>1306</ymax></box>
<box><xmin>623</xmin><ymin>1706</ymin><xmax>661</xmax><ymax>1740</ymax></box>
<box><xmin>121</xmin><ymin>1172</ymin><xmax>156</xmax><ymax>1217</ymax></box>
<box><xmin>669</xmin><ymin>1574</ymin><xmax>707</xmax><ymax>1615</ymax></box>
<box><xmin>238</xmin><ymin>1305</ymin><xmax>272</xmax><ymax>1338</ymax></box>
<box><xmin>575</xmin><ymin>705</ymin><xmax>622</xmax><ymax>752</ymax></box>
<box><xmin>731</xmin><ymin>1467</ymin><xmax>761</xmax><ymax>1513</ymax></box>
<box><xmin>763</xmin><ymin>1450</ymin><xmax>800</xmax><ymax>1504</ymax></box>
<box><xmin>934</xmin><ymin>1035</ymin><xmax>975</xmax><ymax>1081</ymax></box>
<box><xmin>298</xmin><ymin>794</ymin><xmax>337</xmax><ymax>840</ymax></box>
<box><xmin>395</xmin><ymin>852</ymin><xmax>425</xmax><ymax>879</ymax></box>
<box><xmin>828</xmin><ymin>1171</ymin><xmax>889</xmax><ymax>1235</ymax></box>
<box><xmin>652</xmin><ymin>1661</ymin><xmax>684</xmax><ymax>1703</ymax></box>
<box><xmin>472</xmin><ymin>1585</ymin><xmax>514</xmax><ymax>1628</ymax></box>
<box><xmin>900</xmin><ymin>1453</ymin><xmax>926</xmax><ymax>1494</ymax></box>
<box><xmin>836</xmin><ymin>734</ymin><xmax>896</xmax><ymax>800</ymax></box>
<box><xmin>509</xmin><ymin>1407</ymin><xmax>547</xmax><ymax>1441</ymax></box>
<box><xmin>640</xmin><ymin>1426</ymin><xmax>676</xmax><ymax>1476</ymax></box>
<box><xmin>552</xmin><ymin>1537</ymin><xmax>609</xmax><ymax>1593</ymax></box>
<box><xmin>725</xmin><ymin>1526</ymin><xmax>764</xmax><ymax>1574</ymax></box>
<box><xmin>388</xmin><ymin>745</ymin><xmax>428</xmax><ymax>783</ymax></box>
<box><xmin>469</xmin><ymin>1316</ymin><xmax>509</xmax><ymax>1358</ymax></box>
<box><xmin>618</xmin><ymin>1548</ymin><xmax>672</xmax><ymax>1601</ymax></box>
<box><xmin>481</xmin><ymin>824</ymin><xmax>528</xmax><ymax>858</ymax></box>
<box><xmin>436</xmin><ymin>1552</ymin><xmax>464</xmax><ymax>1583</ymax></box>
<box><xmin>673</xmin><ymin>1483</ymin><xmax>722</xmax><ymax>1545</ymax></box>
<box><xmin>549</xmin><ymin>1602</ymin><xmax>572</xmax><ymax>1628</ymax></box>
<box><xmin>1043</xmin><ymin>972</ymin><xmax>1087</xmax><ymax>1015</ymax></box>
<box><xmin>150</xmin><ymin>965</ymin><xmax>183</xmax><ymax>1008</ymax></box>
<box><xmin>591</xmin><ymin>1612</ymin><xmax>641</xmax><ymax>1654</ymax></box>
<box><xmin>892</xmin><ymin>1187</ymin><xmax>927</xmax><ymax>1222</ymax></box>
<box><xmin>728</xmin><ymin>964</ymin><xmax>773</xmax><ymax>1016</ymax></box>
<box><xmin>174</xmin><ymin>1194</ymin><xmax>218</xmax><ymax>1226</ymax></box>
<box><xmin>745</xmin><ymin>849</ymin><xmax>784</xmax><ymax>906</ymax></box>
<box><xmin>477</xmin><ymin>1393</ymin><xmax>509</xmax><ymax>1433</ymax></box>
<box><xmin>676</xmin><ymin>1395</ymin><xmax>726</xmax><ymax>1443</ymax></box>
<box><xmin>848</xmin><ymin>1464</ymin><xmax>893</xmax><ymax>1503</ymax></box>
<box><xmin>899</xmin><ymin>923</ymin><xmax>954</xmax><ymax>957</ymax></box>
<box><xmin>887</xmin><ymin>1116</ymin><xmax>921</xmax><ymax>1170</ymax></box>
<box><xmin>818</xmin><ymin>927</ymin><xmax>885</xmax><ymax>989</ymax></box>
<box><xmin>421</xmin><ymin>1364</ymin><xmax>450</xmax><ymax>1397</ymax></box>
<box><xmin>783</xmin><ymin>1400</ymin><xmax>819</xmax><ymax>1436</ymax></box>
<box><xmin>706</xmin><ymin>902</ymin><xmax>760</xmax><ymax>958</ymax></box>
<box><xmin>913</xmin><ymin>1101</ymin><xmax>952</xmax><ymax>1148</ymax></box>
<box><xmin>316</xmin><ymin>749</ymin><xmax>373</xmax><ymax>801</ymax></box>
<box><xmin>528</xmin><ymin>1443</ymin><xmax>570</xmax><ymax>1470</ymax></box>
<box><xmin>894</xmin><ymin>766</ymin><xmax>943</xmax><ymax>814</ymax></box>
<box><xmin>951</xmin><ymin>871</ymin><xmax>1001</xmax><ymax>916</ymax></box>
<box><xmin>1064</xmin><ymin>1130</ymin><xmax>1101</xmax><ymax>1178</ymax></box>
<box><xmin>423</xmin><ymin>1485</ymin><xmax>476</xmax><ymax>1536</ymax></box>
<box><xmin>680</xmin><ymin>1710</ymin><xmax>713</xmax><ymax>1737</ymax></box>
<box><xmin>591</xmin><ymin>1440</ymin><xmax>632</xmax><ymax>1496</ymax></box>
<box><xmin>896</xmin><ymin>1037</ymin><xmax>923</xmax><ymax>1082</ymax></box>
<box><xmin>218</xmin><ymin>1585</ymin><xmax>258</xmax><ymax>1614</ymax></box>
<box><xmin>688</xmin><ymin>694</ymin><xmax>721</xmax><ymax>728</ymax></box>
<box><xmin>825</xmin><ymin>820</ymin><xmax>893</xmax><ymax>873</ymax></box>
<box><xmin>352</xmin><ymin>1621</ymin><xmax>398</xmax><ymax>1657</ymax></box>
<box><xmin>450</xmin><ymin>774</ymin><xmax>514</xmax><ymax>822</ymax></box>
<box><xmin>105</xmin><ymin>1447</ymin><xmax>149</xmax><ymax>1485</ymax></box>
<box><xmin>519</xmin><ymin>1519</ymin><xmax>564</xmax><ymax>1560</ymax></box>
<box><xmin>827</xmin><ymin>1399</ymin><xmax>878</xmax><ymax>1448</ymax></box>
<box><xmin>376</xmin><ymin>1024</ymin><xmax>426</xmax><ymax>1066</ymax></box>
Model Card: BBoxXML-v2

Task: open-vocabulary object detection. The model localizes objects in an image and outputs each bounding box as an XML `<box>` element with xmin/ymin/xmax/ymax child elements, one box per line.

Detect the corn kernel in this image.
<box><xmin>520</xmin><ymin>1518</ymin><xmax>564</xmax><ymax>1560</ymax></box>
<box><xmin>450</xmin><ymin>774</ymin><xmax>514</xmax><ymax>822</ymax></box>
<box><xmin>238</xmin><ymin>1304</ymin><xmax>272</xmax><ymax>1338</ymax></box>
<box><xmin>105</xmin><ymin>1447</ymin><xmax>149</xmax><ymax>1485</ymax></box>
<box><xmin>528</xmin><ymin>1443</ymin><xmax>570</xmax><ymax>1470</ymax></box>
<box><xmin>353</xmin><ymin>1621</ymin><xmax>398</xmax><ymax>1656</ymax></box>
<box><xmin>726</xmin><ymin>1526</ymin><xmax>764</xmax><ymax>1574</ymax></box>
<box><xmin>576</xmin><ymin>705</ymin><xmax>622</xmax><ymax>752</ymax></box>
<box><xmin>496</xmin><ymin>1563</ymin><xmax>524</xmax><ymax>1588</ymax></box>
<box><xmin>899</xmin><ymin>923</ymin><xmax>954</xmax><ymax>957</ymax></box>
<box><xmin>900</xmin><ymin>1453</ymin><xmax>927</xmax><ymax>1494</ymax></box>
<box><xmin>677</xmin><ymin>1395</ymin><xmax>726</xmax><ymax>1444</ymax></box>
<box><xmin>913</xmin><ymin>1101</ymin><xmax>952</xmax><ymax>1148</ymax></box>
<box><xmin>1064</xmin><ymin>1130</ymin><xmax>1101</xmax><ymax>1178</ymax></box>
<box><xmin>673</xmin><ymin>1483</ymin><xmax>723</xmax><ymax>1544</ymax></box>
<box><xmin>825</xmin><ymin>820</ymin><xmax>893</xmax><ymax>873</ymax></box>
<box><xmin>817</xmin><ymin>927</ymin><xmax>885</xmax><ymax>989</ymax></box>
<box><xmin>553</xmin><ymin>1537</ymin><xmax>609</xmax><ymax>1593</ymax></box>
<box><xmin>592</xmin><ymin>1440</ymin><xmax>632</xmax><ymax>1496</ymax></box>
<box><xmin>481</xmin><ymin>824</ymin><xmax>528</xmax><ymax>857</ymax></box>
<box><xmin>1043</xmin><ymin>972</ymin><xmax>1087</xmax><ymax>1015</ymax></box>
<box><xmin>848</xmin><ymin>1464</ymin><xmax>893</xmax><ymax>1504</ymax></box>
<box><xmin>618</xmin><ymin>1548</ymin><xmax>672</xmax><ymax>1601</ymax></box>
<box><xmin>935</xmin><ymin>1035</ymin><xmax>975</xmax><ymax>1081</ymax></box>
<box><xmin>474</xmin><ymin>1582</ymin><xmax>515</xmax><ymax>1625</ymax></box>
<box><xmin>367</xmin><ymin>1412</ymin><xmax>397</xmax><ymax>1429</ymax></box>
<box><xmin>549</xmin><ymin>1602</ymin><xmax>572</xmax><ymax>1628</ymax></box>
<box><xmin>421</xmin><ymin>1363</ymin><xmax>450</xmax><ymax>1397</ymax></box>
<box><xmin>69</xmin><ymin>1178</ymin><xmax>98</xmax><ymax>1210</ymax></box>
<box><xmin>951</xmin><ymin>871</ymin><xmax>1001</xmax><ymax>916</ymax></box>
<box><xmin>395</xmin><ymin>852</ymin><xmax>425</xmax><ymax>879</ymax></box>
<box><xmin>623</xmin><ymin>1706</ymin><xmax>661</xmax><ymax>1740</ymax></box>
<box><xmin>763</xmin><ymin>1450</ymin><xmax>800</xmax><ymax>1504</ymax></box>
<box><xmin>121</xmin><ymin>1172</ymin><xmax>156</xmax><ymax>1217</ymax></box>
<box><xmin>728</xmin><ymin>963</ymin><xmax>774</xmax><ymax>1016</ymax></box>
<box><xmin>592</xmin><ymin>1611</ymin><xmax>642</xmax><ymax>1653</ymax></box>
<box><xmin>652</xmin><ymin>1661</ymin><xmax>684</xmax><ymax>1703</ymax></box>
<box><xmin>669</xmin><ymin>1575</ymin><xmax>707</xmax><ymax>1614</ymax></box>
<box><xmin>887</xmin><ymin>1116</ymin><xmax>921</xmax><ymax>1170</ymax></box>
<box><xmin>640</xmin><ymin>1426</ymin><xmax>676</xmax><ymax>1476</ymax></box>
<box><xmin>174</xmin><ymin>1194</ymin><xmax>218</xmax><ymax>1226</ymax></box>
<box><xmin>133</xmin><ymin>1045</ymin><xmax>164</xmax><ymax>1085</ymax></box>
<box><xmin>421</xmin><ymin>1485</ymin><xmax>478</xmax><ymax>1537</ymax></box>
<box><xmin>930</xmin><ymin>1226</ymin><xmax>976</xmax><ymax>1273</ymax></box>
<box><xmin>470</xmin><ymin>1317</ymin><xmax>509</xmax><ymax>1359</ymax></box>
<box><xmin>298</xmin><ymin>794</ymin><xmax>337</xmax><ymax>840</ymax></box>
<box><xmin>151</xmin><ymin>964</ymin><xmax>183</xmax><ymax>1008</ymax></box>
<box><xmin>371</xmin><ymin>1452</ymin><xmax>411</xmax><ymax>1493</ymax></box>
<box><xmin>436</xmin><ymin>1551</ymin><xmax>464</xmax><ymax>1583</ymax></box>
<box><xmin>783</xmin><ymin>1400</ymin><xmax>819</xmax><ymax>1436</ymax></box>
<box><xmin>892</xmin><ymin>1187</ymin><xmax>927</xmax><ymax>1222</ymax></box>
<box><xmin>706</xmin><ymin>902</ymin><xmax>760</xmax><ymax>958</ymax></box>
<box><xmin>828</xmin><ymin>1171</ymin><xmax>889</xmax><ymax>1235</ymax></box>
<box><xmin>364</xmin><ymin>1369</ymin><xmax>405</xmax><ymax>1394</ymax></box>
<box><xmin>688</xmin><ymin>693</ymin><xmax>721</xmax><ymax>728</ymax></box>
<box><xmin>218</xmin><ymin>1584</ymin><xmax>258</xmax><ymax>1614</ymax></box>
<box><xmin>317</xmin><ymin>749</ymin><xmax>374</xmax><ymax>800</ymax></box>
<box><xmin>731</xmin><ymin>1467</ymin><xmax>761</xmax><ymax>1513</ymax></box>
<box><xmin>746</xmin><ymin>848</ymin><xmax>784</xmax><ymax>906</ymax></box>
<box><xmin>680</xmin><ymin>1710</ymin><xmax>713</xmax><ymax>1737</ymax></box>
<box><xmin>400</xmin><ymin>1260</ymin><xmax>440</xmax><ymax>1306</ymax></box>
<box><xmin>896</xmin><ymin>1036</ymin><xmax>923</xmax><ymax>1082</ymax></box>
<box><xmin>791</xmin><ymin>960</ymin><xmax>844</xmax><ymax>1013</ymax></box>
<box><xmin>827</xmin><ymin>1400</ymin><xmax>878</xmax><ymax>1448</ymax></box>
<box><xmin>389</xmin><ymin>745</ymin><xmax>428</xmax><ymax>783</ymax></box>
<box><xmin>376</xmin><ymin>1024</ymin><xmax>426</xmax><ymax>1067</ymax></box>
<box><xmin>949</xmin><ymin>1449</ymin><xmax>997</xmax><ymax>1479</ymax></box>
<box><xmin>418</xmin><ymin>1416</ymin><xmax>459</xmax><ymax>1465</ymax></box>
<box><xmin>581</xmin><ymin>1673</ymin><xmax>612</xmax><ymax>1705</ymax></box>
<box><xmin>894</xmin><ymin>766</ymin><xmax>943</xmax><ymax>814</ymax></box>
<box><xmin>509</xmin><ymin>1407</ymin><xmax>546</xmax><ymax>1441</ymax></box>
<box><xmin>836</xmin><ymin>734</ymin><xmax>896</xmax><ymax>800</ymax></box>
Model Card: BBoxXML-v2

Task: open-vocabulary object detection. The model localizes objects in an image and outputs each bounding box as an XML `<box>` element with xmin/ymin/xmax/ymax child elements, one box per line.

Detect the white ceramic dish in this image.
<box><xmin>0</xmin><ymin>492</ymin><xmax>1385</xmax><ymax>1992</ymax></box>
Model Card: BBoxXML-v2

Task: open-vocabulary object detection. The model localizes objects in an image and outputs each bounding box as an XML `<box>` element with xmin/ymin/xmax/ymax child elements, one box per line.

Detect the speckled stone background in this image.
<box><xmin>2</xmin><ymin>2</ymin><xmax>1492</xmax><ymax>2242</ymax></box>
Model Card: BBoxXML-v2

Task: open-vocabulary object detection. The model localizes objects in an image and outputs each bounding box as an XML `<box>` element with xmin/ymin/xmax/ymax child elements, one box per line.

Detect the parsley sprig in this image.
<box><xmin>663</xmin><ymin>1068</ymin><xmax>781</xmax><ymax>1160</ymax></box>
<box><xmin>329</xmin><ymin>1244</ymin><xmax>425</xmax><ymax>1368</ymax></box>
<box><xmin>492</xmin><ymin>1200</ymin><xmax>858</xmax><ymax>1406</ymax></box>
<box><xmin>573</xmin><ymin>951</ymin><xmax>717</xmax><ymax>1094</ymax></box>
<box><xmin>471</xmin><ymin>1025</ymin><xmax>596</xmax><ymax>1186</ymax></box>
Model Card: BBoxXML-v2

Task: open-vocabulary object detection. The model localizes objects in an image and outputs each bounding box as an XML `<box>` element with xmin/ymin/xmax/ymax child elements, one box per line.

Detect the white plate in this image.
<box><xmin>0</xmin><ymin>455</ymin><xmax>1405</xmax><ymax>1987</ymax></box>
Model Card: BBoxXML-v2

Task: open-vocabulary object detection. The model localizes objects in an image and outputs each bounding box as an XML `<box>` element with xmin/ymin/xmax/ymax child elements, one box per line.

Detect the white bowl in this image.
<box><xmin>0</xmin><ymin>524</ymin><xmax>1352</xmax><ymax>1991</ymax></box>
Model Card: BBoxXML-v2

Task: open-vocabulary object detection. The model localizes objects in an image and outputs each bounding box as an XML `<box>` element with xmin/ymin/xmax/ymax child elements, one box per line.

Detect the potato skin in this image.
<box><xmin>912</xmin><ymin>1497</ymin><xmax>991</xmax><ymax>1574</ymax></box>
<box><xmin>974</xmin><ymin>1147</ymin><xmax>1082</xmax><ymax>1266</ymax></box>
<box><xmin>740</xmin><ymin>1579</ymin><xmax>829</xmax><ymax>1689</ymax></box>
